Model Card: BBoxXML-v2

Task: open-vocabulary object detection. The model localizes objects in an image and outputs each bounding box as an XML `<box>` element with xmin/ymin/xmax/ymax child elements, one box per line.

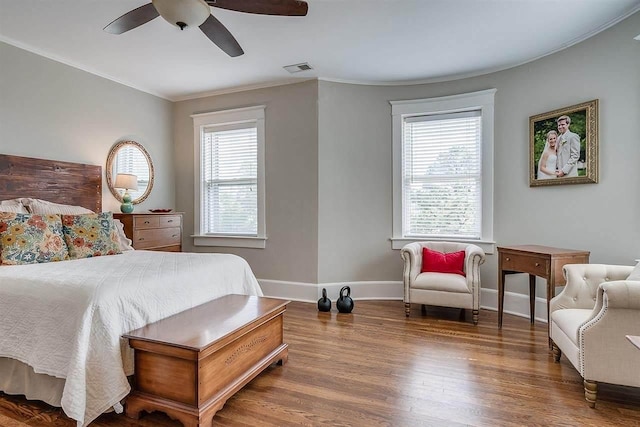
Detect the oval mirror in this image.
<box><xmin>106</xmin><ymin>141</ymin><xmax>154</xmax><ymax>204</ymax></box>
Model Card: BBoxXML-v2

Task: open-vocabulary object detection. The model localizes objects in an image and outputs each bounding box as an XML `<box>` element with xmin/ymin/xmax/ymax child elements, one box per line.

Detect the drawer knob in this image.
<box><xmin>172</xmin><ymin>234</ymin><xmax>178</xmax><ymax>238</ymax></box>
<box><xmin>535</xmin><ymin>262</ymin><xmax>540</xmax><ymax>267</ymax></box>
<box><xmin>167</xmin><ymin>219</ymin><xmax>173</xmax><ymax>223</ymax></box>
<box><xmin>138</xmin><ymin>238</ymin><xmax>144</xmax><ymax>241</ymax></box>
<box><xmin>144</xmin><ymin>221</ymin><xmax>150</xmax><ymax>224</ymax></box>
<box><xmin>505</xmin><ymin>257</ymin><xmax>510</xmax><ymax>261</ymax></box>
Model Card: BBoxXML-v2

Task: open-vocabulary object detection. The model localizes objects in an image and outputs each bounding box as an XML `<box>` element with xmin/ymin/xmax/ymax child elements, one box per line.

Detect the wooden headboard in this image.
<box><xmin>0</xmin><ymin>154</ymin><xmax>102</xmax><ymax>212</ymax></box>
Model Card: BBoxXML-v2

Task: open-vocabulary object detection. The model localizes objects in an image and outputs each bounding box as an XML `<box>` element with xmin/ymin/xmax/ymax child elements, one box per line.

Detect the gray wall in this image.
<box><xmin>0</xmin><ymin>42</ymin><xmax>174</xmax><ymax>213</ymax></box>
<box><xmin>173</xmin><ymin>81</ymin><xmax>319</xmax><ymax>284</ymax></box>
<box><xmin>317</xmin><ymin>11</ymin><xmax>640</xmax><ymax>294</ymax></box>
<box><xmin>4</xmin><ymin>10</ymin><xmax>637</xmax><ymax>300</ymax></box>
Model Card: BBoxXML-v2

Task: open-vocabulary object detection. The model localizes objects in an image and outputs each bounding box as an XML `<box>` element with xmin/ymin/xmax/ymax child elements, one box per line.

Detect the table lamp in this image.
<box><xmin>114</xmin><ymin>173</ymin><xmax>138</xmax><ymax>213</ymax></box>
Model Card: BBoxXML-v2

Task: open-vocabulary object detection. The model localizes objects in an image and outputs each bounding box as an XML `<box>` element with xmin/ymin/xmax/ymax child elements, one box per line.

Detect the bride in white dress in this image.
<box><xmin>537</xmin><ymin>130</ymin><xmax>558</xmax><ymax>180</ymax></box>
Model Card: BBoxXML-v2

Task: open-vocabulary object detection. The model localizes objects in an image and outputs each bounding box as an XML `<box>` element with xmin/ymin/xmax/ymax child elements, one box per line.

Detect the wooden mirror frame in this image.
<box><xmin>106</xmin><ymin>140</ymin><xmax>154</xmax><ymax>205</ymax></box>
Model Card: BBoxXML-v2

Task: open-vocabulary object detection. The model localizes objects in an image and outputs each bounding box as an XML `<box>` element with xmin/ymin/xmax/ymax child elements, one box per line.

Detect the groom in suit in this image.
<box><xmin>555</xmin><ymin>115</ymin><xmax>580</xmax><ymax>177</ymax></box>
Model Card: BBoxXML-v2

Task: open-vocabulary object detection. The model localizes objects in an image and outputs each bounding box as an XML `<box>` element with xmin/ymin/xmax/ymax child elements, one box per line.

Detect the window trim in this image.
<box><xmin>390</xmin><ymin>89</ymin><xmax>496</xmax><ymax>254</ymax></box>
<box><xmin>191</xmin><ymin>105</ymin><xmax>266</xmax><ymax>249</ymax></box>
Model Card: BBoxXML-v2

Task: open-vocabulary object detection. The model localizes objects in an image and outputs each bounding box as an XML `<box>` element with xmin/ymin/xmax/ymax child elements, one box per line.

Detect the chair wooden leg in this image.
<box><xmin>404</xmin><ymin>303</ymin><xmax>410</xmax><ymax>317</ymax></box>
<box><xmin>551</xmin><ymin>341</ymin><xmax>562</xmax><ymax>362</ymax></box>
<box><xmin>472</xmin><ymin>310</ymin><xmax>479</xmax><ymax>325</ymax></box>
<box><xmin>584</xmin><ymin>380</ymin><xmax>597</xmax><ymax>408</ymax></box>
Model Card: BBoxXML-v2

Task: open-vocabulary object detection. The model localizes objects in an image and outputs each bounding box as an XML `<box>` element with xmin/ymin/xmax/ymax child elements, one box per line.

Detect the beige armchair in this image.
<box><xmin>550</xmin><ymin>264</ymin><xmax>640</xmax><ymax>407</ymax></box>
<box><xmin>401</xmin><ymin>242</ymin><xmax>485</xmax><ymax>324</ymax></box>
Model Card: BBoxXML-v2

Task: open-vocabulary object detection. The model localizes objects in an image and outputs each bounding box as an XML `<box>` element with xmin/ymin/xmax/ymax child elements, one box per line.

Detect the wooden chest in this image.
<box><xmin>123</xmin><ymin>295</ymin><xmax>289</xmax><ymax>427</ymax></box>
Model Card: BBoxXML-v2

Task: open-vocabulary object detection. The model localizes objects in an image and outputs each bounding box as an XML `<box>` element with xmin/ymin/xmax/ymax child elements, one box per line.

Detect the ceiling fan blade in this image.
<box><xmin>205</xmin><ymin>0</ymin><xmax>308</xmax><ymax>16</ymax></box>
<box><xmin>104</xmin><ymin>3</ymin><xmax>159</xmax><ymax>34</ymax></box>
<box><xmin>199</xmin><ymin>15</ymin><xmax>244</xmax><ymax>57</ymax></box>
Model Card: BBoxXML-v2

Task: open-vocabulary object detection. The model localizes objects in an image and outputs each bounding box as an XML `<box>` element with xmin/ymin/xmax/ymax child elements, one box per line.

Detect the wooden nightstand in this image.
<box><xmin>114</xmin><ymin>212</ymin><xmax>183</xmax><ymax>252</ymax></box>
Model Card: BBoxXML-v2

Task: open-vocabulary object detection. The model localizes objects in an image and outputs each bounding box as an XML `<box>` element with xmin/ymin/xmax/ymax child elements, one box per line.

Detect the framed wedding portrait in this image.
<box><xmin>529</xmin><ymin>99</ymin><xmax>599</xmax><ymax>187</ymax></box>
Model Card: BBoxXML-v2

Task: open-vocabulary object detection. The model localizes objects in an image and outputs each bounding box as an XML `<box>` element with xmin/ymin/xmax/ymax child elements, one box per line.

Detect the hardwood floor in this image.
<box><xmin>1</xmin><ymin>300</ymin><xmax>639</xmax><ymax>426</ymax></box>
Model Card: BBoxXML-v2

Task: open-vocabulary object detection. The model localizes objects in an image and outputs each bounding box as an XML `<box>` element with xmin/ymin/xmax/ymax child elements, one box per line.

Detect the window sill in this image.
<box><xmin>390</xmin><ymin>237</ymin><xmax>495</xmax><ymax>254</ymax></box>
<box><xmin>192</xmin><ymin>235</ymin><xmax>267</xmax><ymax>249</ymax></box>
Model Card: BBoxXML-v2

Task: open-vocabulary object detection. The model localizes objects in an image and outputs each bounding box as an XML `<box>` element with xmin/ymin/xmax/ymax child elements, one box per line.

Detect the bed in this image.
<box><xmin>0</xmin><ymin>154</ymin><xmax>263</xmax><ymax>427</ymax></box>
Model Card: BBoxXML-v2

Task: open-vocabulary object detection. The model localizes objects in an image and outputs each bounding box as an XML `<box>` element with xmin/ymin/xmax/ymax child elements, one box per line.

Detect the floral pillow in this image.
<box><xmin>0</xmin><ymin>212</ymin><xmax>69</xmax><ymax>265</ymax></box>
<box><xmin>62</xmin><ymin>212</ymin><xmax>122</xmax><ymax>259</ymax></box>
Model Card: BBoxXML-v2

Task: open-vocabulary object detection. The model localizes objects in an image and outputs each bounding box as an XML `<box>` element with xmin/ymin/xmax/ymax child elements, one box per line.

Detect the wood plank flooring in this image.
<box><xmin>1</xmin><ymin>300</ymin><xmax>639</xmax><ymax>426</ymax></box>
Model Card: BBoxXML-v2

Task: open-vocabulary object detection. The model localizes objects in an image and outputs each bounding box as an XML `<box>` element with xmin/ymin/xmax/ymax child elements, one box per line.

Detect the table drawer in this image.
<box><xmin>134</xmin><ymin>227</ymin><xmax>181</xmax><ymax>249</ymax></box>
<box><xmin>134</xmin><ymin>215</ymin><xmax>160</xmax><ymax>229</ymax></box>
<box><xmin>501</xmin><ymin>253</ymin><xmax>549</xmax><ymax>276</ymax></box>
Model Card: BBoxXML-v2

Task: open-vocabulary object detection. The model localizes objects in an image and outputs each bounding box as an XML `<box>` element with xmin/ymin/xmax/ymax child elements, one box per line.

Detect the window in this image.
<box><xmin>391</xmin><ymin>89</ymin><xmax>495</xmax><ymax>252</ymax></box>
<box><xmin>192</xmin><ymin>105</ymin><xmax>266</xmax><ymax>248</ymax></box>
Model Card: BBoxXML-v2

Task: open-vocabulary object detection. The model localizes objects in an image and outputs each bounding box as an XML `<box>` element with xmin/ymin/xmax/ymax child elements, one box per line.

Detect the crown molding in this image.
<box><xmin>174</xmin><ymin>78</ymin><xmax>316</xmax><ymax>102</ymax></box>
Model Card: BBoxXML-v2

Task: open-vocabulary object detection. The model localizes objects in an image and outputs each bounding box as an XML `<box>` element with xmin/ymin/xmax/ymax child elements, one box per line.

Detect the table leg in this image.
<box><xmin>498</xmin><ymin>269</ymin><xmax>505</xmax><ymax>329</ymax></box>
<box><xmin>547</xmin><ymin>278</ymin><xmax>553</xmax><ymax>348</ymax></box>
<box><xmin>529</xmin><ymin>274</ymin><xmax>536</xmax><ymax>324</ymax></box>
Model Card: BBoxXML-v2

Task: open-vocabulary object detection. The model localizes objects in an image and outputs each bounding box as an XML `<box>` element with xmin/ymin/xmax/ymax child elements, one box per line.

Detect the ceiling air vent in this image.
<box><xmin>283</xmin><ymin>62</ymin><xmax>313</xmax><ymax>73</ymax></box>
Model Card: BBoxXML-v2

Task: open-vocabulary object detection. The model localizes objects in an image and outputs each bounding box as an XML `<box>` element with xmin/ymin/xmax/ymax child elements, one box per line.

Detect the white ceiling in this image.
<box><xmin>1</xmin><ymin>0</ymin><xmax>639</xmax><ymax>101</ymax></box>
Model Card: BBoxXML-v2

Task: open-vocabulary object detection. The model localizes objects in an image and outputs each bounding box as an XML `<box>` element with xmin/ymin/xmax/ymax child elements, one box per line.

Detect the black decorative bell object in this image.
<box><xmin>317</xmin><ymin>288</ymin><xmax>331</xmax><ymax>312</ymax></box>
<box><xmin>336</xmin><ymin>286</ymin><xmax>354</xmax><ymax>313</ymax></box>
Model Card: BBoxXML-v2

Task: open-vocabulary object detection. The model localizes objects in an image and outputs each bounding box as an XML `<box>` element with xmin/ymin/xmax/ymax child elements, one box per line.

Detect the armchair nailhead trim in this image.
<box><xmin>578</xmin><ymin>295</ymin><xmax>608</xmax><ymax>375</ymax></box>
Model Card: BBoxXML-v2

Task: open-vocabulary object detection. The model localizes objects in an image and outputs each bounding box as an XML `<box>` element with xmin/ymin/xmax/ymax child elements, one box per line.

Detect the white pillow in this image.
<box><xmin>628</xmin><ymin>262</ymin><xmax>640</xmax><ymax>281</ymax></box>
<box><xmin>24</xmin><ymin>198</ymin><xmax>94</xmax><ymax>215</ymax></box>
<box><xmin>0</xmin><ymin>199</ymin><xmax>28</xmax><ymax>214</ymax></box>
<box><xmin>113</xmin><ymin>219</ymin><xmax>134</xmax><ymax>251</ymax></box>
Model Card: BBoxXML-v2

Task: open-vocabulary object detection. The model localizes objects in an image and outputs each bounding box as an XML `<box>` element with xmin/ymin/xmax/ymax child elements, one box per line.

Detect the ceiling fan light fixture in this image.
<box><xmin>152</xmin><ymin>0</ymin><xmax>210</xmax><ymax>30</ymax></box>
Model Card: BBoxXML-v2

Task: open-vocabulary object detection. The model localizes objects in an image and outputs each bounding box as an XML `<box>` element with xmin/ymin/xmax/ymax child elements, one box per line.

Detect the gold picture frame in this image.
<box><xmin>529</xmin><ymin>99</ymin><xmax>599</xmax><ymax>187</ymax></box>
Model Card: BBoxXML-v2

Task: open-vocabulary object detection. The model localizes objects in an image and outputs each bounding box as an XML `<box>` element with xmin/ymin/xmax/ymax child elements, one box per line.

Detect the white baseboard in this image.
<box><xmin>258</xmin><ymin>279</ymin><xmax>403</xmax><ymax>303</ymax></box>
<box><xmin>481</xmin><ymin>288</ymin><xmax>548</xmax><ymax>323</ymax></box>
<box><xmin>259</xmin><ymin>279</ymin><xmax>547</xmax><ymax>323</ymax></box>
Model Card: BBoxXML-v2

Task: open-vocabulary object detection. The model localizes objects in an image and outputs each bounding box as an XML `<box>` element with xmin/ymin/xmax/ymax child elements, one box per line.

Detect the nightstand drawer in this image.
<box><xmin>159</xmin><ymin>215</ymin><xmax>181</xmax><ymax>228</ymax></box>
<box><xmin>501</xmin><ymin>253</ymin><xmax>549</xmax><ymax>276</ymax></box>
<box><xmin>133</xmin><ymin>227</ymin><xmax>181</xmax><ymax>249</ymax></box>
<box><xmin>134</xmin><ymin>215</ymin><xmax>160</xmax><ymax>229</ymax></box>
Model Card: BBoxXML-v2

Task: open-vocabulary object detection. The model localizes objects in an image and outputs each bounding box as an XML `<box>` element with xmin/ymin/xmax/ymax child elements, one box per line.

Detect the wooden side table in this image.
<box><xmin>497</xmin><ymin>245</ymin><xmax>590</xmax><ymax>329</ymax></box>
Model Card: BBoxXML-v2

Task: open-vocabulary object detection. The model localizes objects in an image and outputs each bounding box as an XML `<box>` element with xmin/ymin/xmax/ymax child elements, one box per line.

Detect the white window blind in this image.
<box><xmin>201</xmin><ymin>124</ymin><xmax>258</xmax><ymax>235</ymax></box>
<box><xmin>114</xmin><ymin>145</ymin><xmax>150</xmax><ymax>200</ymax></box>
<box><xmin>402</xmin><ymin>110</ymin><xmax>482</xmax><ymax>239</ymax></box>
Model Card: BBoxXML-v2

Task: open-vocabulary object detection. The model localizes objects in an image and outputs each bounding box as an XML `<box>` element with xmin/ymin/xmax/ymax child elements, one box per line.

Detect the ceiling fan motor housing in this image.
<box><xmin>104</xmin><ymin>0</ymin><xmax>308</xmax><ymax>57</ymax></box>
<box><xmin>152</xmin><ymin>0</ymin><xmax>210</xmax><ymax>30</ymax></box>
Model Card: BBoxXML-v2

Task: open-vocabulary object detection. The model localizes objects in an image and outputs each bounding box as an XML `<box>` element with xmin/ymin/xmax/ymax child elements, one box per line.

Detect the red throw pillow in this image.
<box><xmin>421</xmin><ymin>247</ymin><xmax>466</xmax><ymax>276</ymax></box>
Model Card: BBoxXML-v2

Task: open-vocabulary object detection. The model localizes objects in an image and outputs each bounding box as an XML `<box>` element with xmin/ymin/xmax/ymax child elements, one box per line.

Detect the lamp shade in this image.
<box><xmin>114</xmin><ymin>173</ymin><xmax>139</xmax><ymax>191</ymax></box>
<box><xmin>152</xmin><ymin>0</ymin><xmax>210</xmax><ymax>29</ymax></box>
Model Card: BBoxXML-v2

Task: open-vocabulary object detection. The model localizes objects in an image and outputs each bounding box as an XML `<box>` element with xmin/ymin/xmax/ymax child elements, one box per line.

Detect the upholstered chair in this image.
<box><xmin>550</xmin><ymin>263</ymin><xmax>640</xmax><ymax>407</ymax></box>
<box><xmin>401</xmin><ymin>242</ymin><xmax>485</xmax><ymax>324</ymax></box>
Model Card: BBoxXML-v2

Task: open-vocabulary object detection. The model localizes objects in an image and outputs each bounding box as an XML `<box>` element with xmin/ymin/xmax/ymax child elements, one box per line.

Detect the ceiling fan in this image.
<box><xmin>104</xmin><ymin>0</ymin><xmax>308</xmax><ymax>57</ymax></box>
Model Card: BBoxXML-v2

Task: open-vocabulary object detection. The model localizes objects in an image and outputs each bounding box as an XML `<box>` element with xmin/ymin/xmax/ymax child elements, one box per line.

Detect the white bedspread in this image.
<box><xmin>0</xmin><ymin>250</ymin><xmax>263</xmax><ymax>426</ymax></box>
